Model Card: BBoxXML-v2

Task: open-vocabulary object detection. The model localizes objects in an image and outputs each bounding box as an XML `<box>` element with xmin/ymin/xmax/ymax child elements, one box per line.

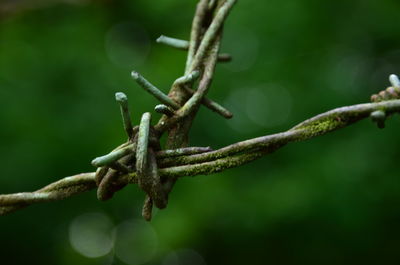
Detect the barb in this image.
<box><xmin>389</xmin><ymin>74</ymin><xmax>400</xmax><ymax>88</ymax></box>
<box><xmin>183</xmin><ymin>86</ymin><xmax>233</xmax><ymax>119</ymax></box>
<box><xmin>216</xmin><ymin>53</ymin><xmax>232</xmax><ymax>62</ymax></box>
<box><xmin>131</xmin><ymin>71</ymin><xmax>181</xmax><ymax>110</ymax></box>
<box><xmin>155</xmin><ymin>104</ymin><xmax>175</xmax><ymax>117</ymax></box>
<box><xmin>142</xmin><ymin>196</ymin><xmax>153</xmax><ymax>221</ymax></box>
<box><xmin>173</xmin><ymin>71</ymin><xmax>201</xmax><ymax>87</ymax></box>
<box><xmin>92</xmin><ymin>143</ymin><xmax>134</xmax><ymax>167</ymax></box>
<box><xmin>370</xmin><ymin>110</ymin><xmax>386</xmax><ymax>129</ymax></box>
<box><xmin>115</xmin><ymin>92</ymin><xmax>134</xmax><ymax>139</ymax></box>
<box><xmin>156</xmin><ymin>35</ymin><xmax>232</xmax><ymax>62</ymax></box>
<box><xmin>3</xmin><ymin>99</ymin><xmax>400</xmax><ymax>215</ymax></box>
<box><xmin>156</xmin><ymin>35</ymin><xmax>189</xmax><ymax>50</ymax></box>
<box><xmin>94</xmin><ymin>142</ymin><xmax>131</xmax><ymax>186</ymax></box>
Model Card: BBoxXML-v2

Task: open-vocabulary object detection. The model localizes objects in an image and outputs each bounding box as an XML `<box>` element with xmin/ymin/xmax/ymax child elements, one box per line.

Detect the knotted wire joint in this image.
<box><xmin>115</xmin><ymin>92</ymin><xmax>135</xmax><ymax>140</ymax></box>
<box><xmin>91</xmin><ymin>92</ymin><xmax>214</xmax><ymax>220</ymax></box>
<box><xmin>369</xmin><ymin>74</ymin><xmax>400</xmax><ymax>128</ymax></box>
<box><xmin>371</xmin><ymin>74</ymin><xmax>400</xmax><ymax>102</ymax></box>
<box><xmin>97</xmin><ymin>154</ymin><xmax>134</xmax><ymax>201</ymax></box>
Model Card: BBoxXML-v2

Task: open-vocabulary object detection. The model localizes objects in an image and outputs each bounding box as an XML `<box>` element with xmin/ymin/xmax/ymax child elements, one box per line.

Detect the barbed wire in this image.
<box><xmin>1</xmin><ymin>0</ymin><xmax>400</xmax><ymax>220</ymax></box>
<box><xmin>0</xmin><ymin>0</ymin><xmax>239</xmax><ymax>220</ymax></box>
<box><xmin>2</xmin><ymin>98</ymin><xmax>400</xmax><ymax>216</ymax></box>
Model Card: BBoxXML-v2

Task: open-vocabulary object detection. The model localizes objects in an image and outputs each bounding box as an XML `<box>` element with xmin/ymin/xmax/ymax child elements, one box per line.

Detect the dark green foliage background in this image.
<box><xmin>1</xmin><ymin>0</ymin><xmax>400</xmax><ymax>264</ymax></box>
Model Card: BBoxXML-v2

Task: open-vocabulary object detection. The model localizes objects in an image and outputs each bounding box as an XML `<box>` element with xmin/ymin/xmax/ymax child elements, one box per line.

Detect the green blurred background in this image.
<box><xmin>1</xmin><ymin>0</ymin><xmax>400</xmax><ymax>264</ymax></box>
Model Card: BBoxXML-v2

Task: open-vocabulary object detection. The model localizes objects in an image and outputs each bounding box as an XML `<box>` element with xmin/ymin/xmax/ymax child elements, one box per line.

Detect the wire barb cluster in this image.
<box><xmin>92</xmin><ymin>0</ymin><xmax>238</xmax><ymax>220</ymax></box>
<box><xmin>92</xmin><ymin>92</ymin><xmax>217</xmax><ymax>220</ymax></box>
<box><xmin>370</xmin><ymin>74</ymin><xmax>400</xmax><ymax>128</ymax></box>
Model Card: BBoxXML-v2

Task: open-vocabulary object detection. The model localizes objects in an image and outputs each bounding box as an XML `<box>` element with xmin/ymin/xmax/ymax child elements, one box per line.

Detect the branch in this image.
<box><xmin>2</xmin><ymin>99</ymin><xmax>400</xmax><ymax>215</ymax></box>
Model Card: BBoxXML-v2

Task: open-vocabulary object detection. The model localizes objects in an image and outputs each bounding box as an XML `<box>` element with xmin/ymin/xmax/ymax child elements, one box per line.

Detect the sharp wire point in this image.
<box><xmin>155</xmin><ymin>104</ymin><xmax>175</xmax><ymax>117</ymax></box>
<box><xmin>91</xmin><ymin>144</ymin><xmax>134</xmax><ymax>167</ymax></box>
<box><xmin>115</xmin><ymin>91</ymin><xmax>134</xmax><ymax>139</ymax></box>
<box><xmin>131</xmin><ymin>71</ymin><xmax>180</xmax><ymax>110</ymax></box>
<box><xmin>115</xmin><ymin>92</ymin><xmax>128</xmax><ymax>102</ymax></box>
<box><xmin>370</xmin><ymin>110</ymin><xmax>386</xmax><ymax>129</ymax></box>
<box><xmin>156</xmin><ymin>35</ymin><xmax>163</xmax><ymax>43</ymax></box>
<box><xmin>389</xmin><ymin>74</ymin><xmax>400</xmax><ymax>88</ymax></box>
<box><xmin>131</xmin><ymin>71</ymin><xmax>139</xmax><ymax>79</ymax></box>
<box><xmin>173</xmin><ymin>70</ymin><xmax>201</xmax><ymax>87</ymax></box>
<box><xmin>155</xmin><ymin>35</ymin><xmax>189</xmax><ymax>50</ymax></box>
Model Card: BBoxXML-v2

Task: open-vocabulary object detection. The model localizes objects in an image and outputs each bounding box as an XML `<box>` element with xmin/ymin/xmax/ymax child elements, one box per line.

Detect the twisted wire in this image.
<box><xmin>2</xmin><ymin>99</ymin><xmax>400</xmax><ymax>215</ymax></box>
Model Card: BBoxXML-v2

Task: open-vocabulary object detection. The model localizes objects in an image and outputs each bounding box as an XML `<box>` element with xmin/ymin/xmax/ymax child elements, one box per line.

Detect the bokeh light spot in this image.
<box><xmin>114</xmin><ymin>219</ymin><xmax>158</xmax><ymax>265</ymax></box>
<box><xmin>225</xmin><ymin>84</ymin><xmax>292</xmax><ymax>133</ymax></box>
<box><xmin>69</xmin><ymin>212</ymin><xmax>114</xmax><ymax>258</ymax></box>
<box><xmin>246</xmin><ymin>85</ymin><xmax>292</xmax><ymax>127</ymax></box>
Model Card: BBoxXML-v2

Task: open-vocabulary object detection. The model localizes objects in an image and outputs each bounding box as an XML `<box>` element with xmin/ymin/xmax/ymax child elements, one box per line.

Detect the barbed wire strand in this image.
<box><xmin>1</xmin><ymin>99</ymin><xmax>400</xmax><ymax>215</ymax></box>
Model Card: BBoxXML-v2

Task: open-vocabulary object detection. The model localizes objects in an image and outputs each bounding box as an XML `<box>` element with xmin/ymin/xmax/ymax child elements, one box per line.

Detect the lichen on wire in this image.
<box><xmin>0</xmin><ymin>0</ymin><xmax>399</xmax><ymax>220</ymax></box>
